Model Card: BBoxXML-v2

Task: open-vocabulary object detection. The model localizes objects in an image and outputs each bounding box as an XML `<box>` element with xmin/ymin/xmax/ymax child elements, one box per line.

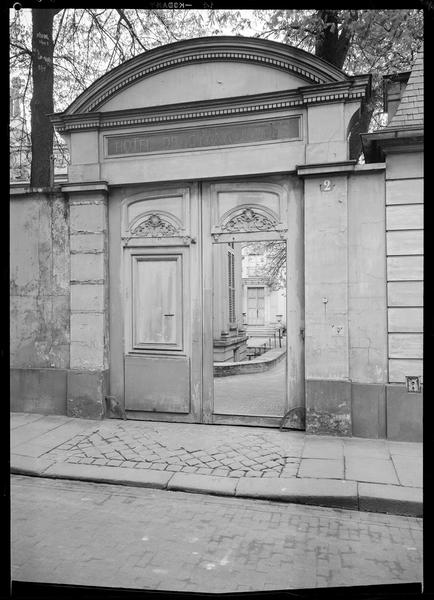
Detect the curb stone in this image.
<box><xmin>358</xmin><ymin>482</ymin><xmax>423</xmax><ymax>517</ymax></box>
<box><xmin>10</xmin><ymin>455</ymin><xmax>56</xmax><ymax>476</ymax></box>
<box><xmin>41</xmin><ymin>462</ymin><xmax>173</xmax><ymax>488</ymax></box>
<box><xmin>10</xmin><ymin>456</ymin><xmax>422</xmax><ymax>517</ymax></box>
<box><xmin>235</xmin><ymin>477</ymin><xmax>358</xmax><ymax>510</ymax></box>
<box><xmin>167</xmin><ymin>472</ymin><xmax>238</xmax><ymax>496</ymax></box>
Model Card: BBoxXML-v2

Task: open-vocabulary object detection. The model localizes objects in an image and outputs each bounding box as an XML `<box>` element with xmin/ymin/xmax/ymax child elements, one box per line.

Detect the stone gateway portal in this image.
<box><xmin>11</xmin><ymin>37</ymin><xmax>423</xmax><ymax>441</ymax></box>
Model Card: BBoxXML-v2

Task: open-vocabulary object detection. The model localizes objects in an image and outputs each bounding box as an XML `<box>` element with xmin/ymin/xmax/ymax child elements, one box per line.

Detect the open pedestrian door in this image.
<box><xmin>201</xmin><ymin>179</ymin><xmax>305</xmax><ymax>428</ymax></box>
<box><xmin>121</xmin><ymin>185</ymin><xmax>203</xmax><ymax>423</ymax></box>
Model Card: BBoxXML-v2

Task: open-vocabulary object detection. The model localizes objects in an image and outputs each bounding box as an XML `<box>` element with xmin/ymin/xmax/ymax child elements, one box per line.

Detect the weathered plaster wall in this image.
<box><xmin>303</xmin><ymin>166</ymin><xmax>389</xmax><ymax>437</ymax></box>
<box><xmin>304</xmin><ymin>175</ymin><xmax>349</xmax><ymax>381</ymax></box>
<box><xmin>10</xmin><ymin>191</ymin><xmax>70</xmax><ymax>414</ymax></box>
<box><xmin>304</xmin><ymin>172</ymin><xmax>351</xmax><ymax>435</ymax></box>
<box><xmin>348</xmin><ymin>169</ymin><xmax>388</xmax><ymax>384</ymax></box>
<box><xmin>10</xmin><ymin>192</ymin><xmax>70</xmax><ymax>369</ymax></box>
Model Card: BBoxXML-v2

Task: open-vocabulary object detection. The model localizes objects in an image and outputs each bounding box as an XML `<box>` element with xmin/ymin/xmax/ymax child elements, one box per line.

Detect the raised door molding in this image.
<box><xmin>121</xmin><ymin>186</ymin><xmax>195</xmax><ymax>246</ymax></box>
<box><xmin>209</xmin><ymin>181</ymin><xmax>288</xmax><ymax>241</ymax></box>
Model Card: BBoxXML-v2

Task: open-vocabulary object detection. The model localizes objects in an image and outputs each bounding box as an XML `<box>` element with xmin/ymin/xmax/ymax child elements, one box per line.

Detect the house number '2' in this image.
<box><xmin>320</xmin><ymin>179</ymin><xmax>334</xmax><ymax>192</ymax></box>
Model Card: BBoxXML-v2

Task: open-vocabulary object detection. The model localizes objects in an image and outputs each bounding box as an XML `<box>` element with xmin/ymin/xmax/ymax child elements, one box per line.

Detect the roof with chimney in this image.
<box><xmin>388</xmin><ymin>49</ymin><xmax>423</xmax><ymax>128</ymax></box>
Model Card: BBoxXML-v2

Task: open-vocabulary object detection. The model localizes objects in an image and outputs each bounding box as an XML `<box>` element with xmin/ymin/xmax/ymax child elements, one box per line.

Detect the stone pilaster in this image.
<box><xmin>63</xmin><ymin>182</ymin><xmax>109</xmax><ymax>418</ymax></box>
<box><xmin>298</xmin><ymin>164</ymin><xmax>352</xmax><ymax>435</ymax></box>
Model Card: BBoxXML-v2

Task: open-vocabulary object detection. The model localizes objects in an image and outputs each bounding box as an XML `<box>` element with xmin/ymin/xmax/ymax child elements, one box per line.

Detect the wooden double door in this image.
<box><xmin>109</xmin><ymin>177</ymin><xmax>304</xmax><ymax>427</ymax></box>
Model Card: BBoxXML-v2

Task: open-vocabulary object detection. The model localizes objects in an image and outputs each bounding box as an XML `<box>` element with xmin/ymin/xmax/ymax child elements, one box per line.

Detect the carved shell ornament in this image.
<box><xmin>222</xmin><ymin>208</ymin><xmax>277</xmax><ymax>232</ymax></box>
<box><xmin>131</xmin><ymin>213</ymin><xmax>178</xmax><ymax>237</ymax></box>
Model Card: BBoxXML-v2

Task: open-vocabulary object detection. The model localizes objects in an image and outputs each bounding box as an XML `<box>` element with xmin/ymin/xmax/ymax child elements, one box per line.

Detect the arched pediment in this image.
<box><xmin>63</xmin><ymin>36</ymin><xmax>350</xmax><ymax>114</ymax></box>
<box><xmin>129</xmin><ymin>210</ymin><xmax>183</xmax><ymax>237</ymax></box>
<box><xmin>219</xmin><ymin>204</ymin><xmax>280</xmax><ymax>233</ymax></box>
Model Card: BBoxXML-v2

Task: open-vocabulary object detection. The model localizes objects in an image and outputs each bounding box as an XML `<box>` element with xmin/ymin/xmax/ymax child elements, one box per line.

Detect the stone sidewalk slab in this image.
<box><xmin>11</xmin><ymin>415</ymin><xmax>72</xmax><ymax>449</ymax></box>
<box><xmin>358</xmin><ymin>483</ymin><xmax>423</xmax><ymax>517</ymax></box>
<box><xmin>343</xmin><ymin>439</ymin><xmax>390</xmax><ymax>459</ymax></box>
<box><xmin>10</xmin><ymin>412</ymin><xmax>46</xmax><ymax>430</ymax></box>
<box><xmin>391</xmin><ymin>455</ymin><xmax>423</xmax><ymax>487</ymax></box>
<box><xmin>345</xmin><ymin>457</ymin><xmax>399</xmax><ymax>485</ymax></box>
<box><xmin>12</xmin><ymin>419</ymin><xmax>99</xmax><ymax>458</ymax></box>
<box><xmin>302</xmin><ymin>438</ymin><xmax>344</xmax><ymax>459</ymax></box>
<box><xmin>298</xmin><ymin>458</ymin><xmax>344</xmax><ymax>479</ymax></box>
<box><xmin>388</xmin><ymin>441</ymin><xmax>423</xmax><ymax>457</ymax></box>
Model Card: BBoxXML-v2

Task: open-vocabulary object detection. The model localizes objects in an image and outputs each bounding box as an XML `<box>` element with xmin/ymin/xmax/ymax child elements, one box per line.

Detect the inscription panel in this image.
<box><xmin>107</xmin><ymin>117</ymin><xmax>301</xmax><ymax>156</ymax></box>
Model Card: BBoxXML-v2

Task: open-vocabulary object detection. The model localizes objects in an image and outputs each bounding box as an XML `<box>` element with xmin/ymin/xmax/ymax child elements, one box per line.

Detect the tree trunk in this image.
<box><xmin>30</xmin><ymin>9</ymin><xmax>59</xmax><ymax>188</ymax></box>
<box><xmin>315</xmin><ymin>10</ymin><xmax>351</xmax><ymax>71</ymax></box>
<box><xmin>313</xmin><ymin>10</ymin><xmax>368</xmax><ymax>160</ymax></box>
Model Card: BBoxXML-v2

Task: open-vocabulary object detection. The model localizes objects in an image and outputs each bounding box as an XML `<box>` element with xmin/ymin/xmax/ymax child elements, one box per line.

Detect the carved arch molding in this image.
<box><xmin>120</xmin><ymin>183</ymin><xmax>289</xmax><ymax>243</ymax></box>
<box><xmin>130</xmin><ymin>211</ymin><xmax>181</xmax><ymax>237</ymax></box>
<box><xmin>121</xmin><ymin>188</ymin><xmax>194</xmax><ymax>245</ymax></box>
<box><xmin>222</xmin><ymin>205</ymin><xmax>279</xmax><ymax>233</ymax></box>
<box><xmin>210</xmin><ymin>183</ymin><xmax>288</xmax><ymax>240</ymax></box>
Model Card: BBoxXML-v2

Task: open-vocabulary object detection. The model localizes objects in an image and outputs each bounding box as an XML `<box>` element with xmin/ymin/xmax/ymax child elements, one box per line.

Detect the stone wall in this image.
<box><xmin>10</xmin><ymin>190</ymin><xmax>70</xmax><ymax>414</ymax></box>
<box><xmin>384</xmin><ymin>151</ymin><xmax>423</xmax><ymax>441</ymax></box>
<box><xmin>385</xmin><ymin>152</ymin><xmax>423</xmax><ymax>383</ymax></box>
<box><xmin>303</xmin><ymin>164</ymin><xmax>389</xmax><ymax>438</ymax></box>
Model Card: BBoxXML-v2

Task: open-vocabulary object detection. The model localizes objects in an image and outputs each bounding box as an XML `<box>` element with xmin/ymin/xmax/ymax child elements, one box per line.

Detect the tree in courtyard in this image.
<box><xmin>243</xmin><ymin>242</ymin><xmax>286</xmax><ymax>291</ymax></box>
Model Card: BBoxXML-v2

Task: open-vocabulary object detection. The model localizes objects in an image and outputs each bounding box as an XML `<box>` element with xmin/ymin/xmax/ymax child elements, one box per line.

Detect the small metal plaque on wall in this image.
<box><xmin>320</xmin><ymin>179</ymin><xmax>334</xmax><ymax>192</ymax></box>
<box><xmin>406</xmin><ymin>376</ymin><xmax>421</xmax><ymax>393</ymax></box>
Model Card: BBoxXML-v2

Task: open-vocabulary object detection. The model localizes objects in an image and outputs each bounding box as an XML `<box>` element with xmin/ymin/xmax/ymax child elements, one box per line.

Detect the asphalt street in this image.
<box><xmin>11</xmin><ymin>475</ymin><xmax>423</xmax><ymax>593</ymax></box>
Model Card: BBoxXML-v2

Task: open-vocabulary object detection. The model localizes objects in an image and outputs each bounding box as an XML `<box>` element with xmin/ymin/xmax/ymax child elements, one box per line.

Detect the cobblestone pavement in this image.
<box><xmin>44</xmin><ymin>420</ymin><xmax>305</xmax><ymax>479</ymax></box>
<box><xmin>11</xmin><ymin>475</ymin><xmax>423</xmax><ymax>592</ymax></box>
<box><xmin>36</xmin><ymin>417</ymin><xmax>421</xmax><ymax>487</ymax></box>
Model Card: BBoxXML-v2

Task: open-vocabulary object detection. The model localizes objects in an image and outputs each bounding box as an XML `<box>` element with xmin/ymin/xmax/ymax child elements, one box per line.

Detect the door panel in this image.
<box><xmin>125</xmin><ymin>248</ymin><xmax>189</xmax><ymax>414</ymax></box>
<box><xmin>125</xmin><ymin>355</ymin><xmax>190</xmax><ymax>413</ymax></box>
<box><xmin>132</xmin><ymin>255</ymin><xmax>182</xmax><ymax>350</ymax></box>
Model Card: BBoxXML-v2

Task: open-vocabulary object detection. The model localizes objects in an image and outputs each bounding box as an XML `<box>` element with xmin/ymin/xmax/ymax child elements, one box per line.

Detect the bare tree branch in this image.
<box><xmin>151</xmin><ymin>9</ymin><xmax>180</xmax><ymax>41</ymax></box>
<box><xmin>53</xmin><ymin>9</ymin><xmax>66</xmax><ymax>48</ymax></box>
<box><xmin>116</xmin><ymin>9</ymin><xmax>148</xmax><ymax>51</ymax></box>
<box><xmin>85</xmin><ymin>9</ymin><xmax>126</xmax><ymax>62</ymax></box>
<box><xmin>10</xmin><ymin>42</ymin><xmax>32</xmax><ymax>57</ymax></box>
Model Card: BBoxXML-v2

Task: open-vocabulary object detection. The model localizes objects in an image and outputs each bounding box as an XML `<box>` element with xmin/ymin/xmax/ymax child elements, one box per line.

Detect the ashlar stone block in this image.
<box><xmin>71</xmin><ymin>253</ymin><xmax>105</xmax><ymax>282</ymax></box>
<box><xmin>71</xmin><ymin>284</ymin><xmax>105</xmax><ymax>312</ymax></box>
<box><xmin>70</xmin><ymin>233</ymin><xmax>105</xmax><ymax>253</ymax></box>
<box><xmin>70</xmin><ymin>202</ymin><xmax>107</xmax><ymax>234</ymax></box>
